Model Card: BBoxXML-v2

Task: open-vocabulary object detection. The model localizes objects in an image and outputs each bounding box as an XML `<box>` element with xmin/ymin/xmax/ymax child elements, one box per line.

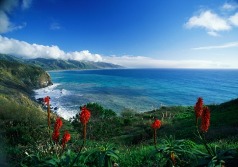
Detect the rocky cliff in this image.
<box><xmin>0</xmin><ymin>58</ymin><xmax>52</xmax><ymax>97</ymax></box>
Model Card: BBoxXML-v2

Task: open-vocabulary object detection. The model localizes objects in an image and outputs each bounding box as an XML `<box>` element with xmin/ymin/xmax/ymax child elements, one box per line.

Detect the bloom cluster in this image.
<box><xmin>44</xmin><ymin>96</ymin><xmax>50</xmax><ymax>105</ymax></box>
<box><xmin>200</xmin><ymin>106</ymin><xmax>210</xmax><ymax>133</ymax></box>
<box><xmin>62</xmin><ymin>131</ymin><xmax>71</xmax><ymax>149</ymax></box>
<box><xmin>194</xmin><ymin>97</ymin><xmax>203</xmax><ymax>119</ymax></box>
<box><xmin>194</xmin><ymin>97</ymin><xmax>211</xmax><ymax>133</ymax></box>
<box><xmin>52</xmin><ymin>117</ymin><xmax>71</xmax><ymax>148</ymax></box>
<box><xmin>151</xmin><ymin>119</ymin><xmax>162</xmax><ymax>129</ymax></box>
<box><xmin>52</xmin><ymin>117</ymin><xmax>63</xmax><ymax>142</ymax></box>
<box><xmin>79</xmin><ymin>106</ymin><xmax>91</xmax><ymax>125</ymax></box>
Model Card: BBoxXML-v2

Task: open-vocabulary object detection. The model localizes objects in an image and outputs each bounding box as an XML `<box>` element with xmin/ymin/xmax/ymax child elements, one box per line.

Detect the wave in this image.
<box><xmin>34</xmin><ymin>83</ymin><xmax>77</xmax><ymax>120</ymax></box>
<box><xmin>55</xmin><ymin>107</ymin><xmax>78</xmax><ymax>121</ymax></box>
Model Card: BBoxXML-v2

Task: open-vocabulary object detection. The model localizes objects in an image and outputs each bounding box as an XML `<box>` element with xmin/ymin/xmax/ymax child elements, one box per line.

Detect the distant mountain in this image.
<box><xmin>0</xmin><ymin>54</ymin><xmax>123</xmax><ymax>70</ymax></box>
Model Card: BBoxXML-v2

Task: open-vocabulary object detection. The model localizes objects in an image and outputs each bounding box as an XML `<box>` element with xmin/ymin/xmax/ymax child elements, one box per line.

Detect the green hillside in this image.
<box><xmin>26</xmin><ymin>58</ymin><xmax>123</xmax><ymax>70</ymax></box>
<box><xmin>0</xmin><ymin>54</ymin><xmax>122</xmax><ymax>71</ymax></box>
<box><xmin>0</xmin><ymin>57</ymin><xmax>52</xmax><ymax>97</ymax></box>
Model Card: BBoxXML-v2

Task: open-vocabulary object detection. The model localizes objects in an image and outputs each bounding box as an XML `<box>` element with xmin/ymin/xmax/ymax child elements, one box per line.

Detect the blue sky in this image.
<box><xmin>0</xmin><ymin>0</ymin><xmax>238</xmax><ymax>68</ymax></box>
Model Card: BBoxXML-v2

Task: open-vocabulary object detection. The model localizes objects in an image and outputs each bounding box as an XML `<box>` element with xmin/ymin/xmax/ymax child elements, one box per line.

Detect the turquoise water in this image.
<box><xmin>35</xmin><ymin>69</ymin><xmax>238</xmax><ymax>119</ymax></box>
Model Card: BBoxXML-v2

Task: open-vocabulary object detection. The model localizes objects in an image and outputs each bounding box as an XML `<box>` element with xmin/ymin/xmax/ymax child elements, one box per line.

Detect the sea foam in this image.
<box><xmin>34</xmin><ymin>83</ymin><xmax>77</xmax><ymax>120</ymax></box>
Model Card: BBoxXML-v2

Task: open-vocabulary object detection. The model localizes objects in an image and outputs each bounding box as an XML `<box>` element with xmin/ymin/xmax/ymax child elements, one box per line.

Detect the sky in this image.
<box><xmin>0</xmin><ymin>0</ymin><xmax>238</xmax><ymax>68</ymax></box>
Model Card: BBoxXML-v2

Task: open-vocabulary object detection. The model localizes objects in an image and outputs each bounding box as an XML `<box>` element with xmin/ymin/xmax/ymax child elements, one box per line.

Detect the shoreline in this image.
<box><xmin>32</xmin><ymin>81</ymin><xmax>238</xmax><ymax>120</ymax></box>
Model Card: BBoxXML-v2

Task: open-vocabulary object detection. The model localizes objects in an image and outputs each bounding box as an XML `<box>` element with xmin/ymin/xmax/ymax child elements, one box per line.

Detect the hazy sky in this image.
<box><xmin>0</xmin><ymin>0</ymin><xmax>238</xmax><ymax>68</ymax></box>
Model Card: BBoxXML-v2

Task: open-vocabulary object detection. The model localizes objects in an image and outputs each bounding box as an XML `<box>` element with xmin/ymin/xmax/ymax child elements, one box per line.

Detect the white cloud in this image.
<box><xmin>207</xmin><ymin>31</ymin><xmax>220</xmax><ymax>37</ymax></box>
<box><xmin>0</xmin><ymin>35</ymin><xmax>103</xmax><ymax>62</ymax></box>
<box><xmin>185</xmin><ymin>3</ymin><xmax>238</xmax><ymax>36</ymax></box>
<box><xmin>222</xmin><ymin>2</ymin><xmax>238</xmax><ymax>11</ymax></box>
<box><xmin>0</xmin><ymin>0</ymin><xmax>30</xmax><ymax>33</ymax></box>
<box><xmin>192</xmin><ymin>41</ymin><xmax>238</xmax><ymax>50</ymax></box>
<box><xmin>103</xmin><ymin>55</ymin><xmax>230</xmax><ymax>69</ymax></box>
<box><xmin>229</xmin><ymin>12</ymin><xmax>238</xmax><ymax>26</ymax></box>
<box><xmin>0</xmin><ymin>11</ymin><xmax>10</xmax><ymax>33</ymax></box>
<box><xmin>0</xmin><ymin>11</ymin><xmax>26</xmax><ymax>33</ymax></box>
<box><xmin>185</xmin><ymin>10</ymin><xmax>231</xmax><ymax>32</ymax></box>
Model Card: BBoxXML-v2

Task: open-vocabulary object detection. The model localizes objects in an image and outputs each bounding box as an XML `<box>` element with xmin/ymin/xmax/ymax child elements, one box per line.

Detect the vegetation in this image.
<box><xmin>0</xmin><ymin>55</ymin><xmax>52</xmax><ymax>97</ymax></box>
<box><xmin>0</xmin><ymin>55</ymin><xmax>237</xmax><ymax>166</ymax></box>
<box><xmin>1</xmin><ymin>95</ymin><xmax>238</xmax><ymax>166</ymax></box>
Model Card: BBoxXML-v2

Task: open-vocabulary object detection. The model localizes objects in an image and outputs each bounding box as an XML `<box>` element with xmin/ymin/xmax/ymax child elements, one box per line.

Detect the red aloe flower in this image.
<box><xmin>44</xmin><ymin>96</ymin><xmax>51</xmax><ymax>129</ymax></box>
<box><xmin>194</xmin><ymin>97</ymin><xmax>203</xmax><ymax>125</ymax></box>
<box><xmin>79</xmin><ymin>106</ymin><xmax>91</xmax><ymax>125</ymax></box>
<box><xmin>54</xmin><ymin>117</ymin><xmax>63</xmax><ymax>131</ymax></box>
<box><xmin>200</xmin><ymin>106</ymin><xmax>210</xmax><ymax>133</ymax></box>
<box><xmin>52</xmin><ymin>117</ymin><xmax>63</xmax><ymax>143</ymax></box>
<box><xmin>79</xmin><ymin>106</ymin><xmax>91</xmax><ymax>144</ymax></box>
<box><xmin>52</xmin><ymin>131</ymin><xmax>60</xmax><ymax>142</ymax></box>
<box><xmin>151</xmin><ymin>119</ymin><xmax>162</xmax><ymax>129</ymax></box>
<box><xmin>44</xmin><ymin>96</ymin><xmax>50</xmax><ymax>105</ymax></box>
<box><xmin>62</xmin><ymin>131</ymin><xmax>71</xmax><ymax>149</ymax></box>
<box><xmin>151</xmin><ymin>119</ymin><xmax>162</xmax><ymax>145</ymax></box>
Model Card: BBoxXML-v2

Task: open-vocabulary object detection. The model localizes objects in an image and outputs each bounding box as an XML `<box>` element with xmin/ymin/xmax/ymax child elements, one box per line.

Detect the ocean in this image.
<box><xmin>34</xmin><ymin>69</ymin><xmax>238</xmax><ymax>120</ymax></box>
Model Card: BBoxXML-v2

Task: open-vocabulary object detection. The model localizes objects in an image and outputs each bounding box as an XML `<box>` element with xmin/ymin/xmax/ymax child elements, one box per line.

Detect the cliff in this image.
<box><xmin>0</xmin><ymin>58</ymin><xmax>52</xmax><ymax>97</ymax></box>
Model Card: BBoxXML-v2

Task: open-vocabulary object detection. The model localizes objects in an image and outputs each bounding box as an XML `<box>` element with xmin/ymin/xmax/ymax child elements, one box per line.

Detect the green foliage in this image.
<box><xmin>120</xmin><ymin>108</ymin><xmax>137</xmax><ymax>118</ymax></box>
<box><xmin>86</xmin><ymin>103</ymin><xmax>117</xmax><ymax>119</ymax></box>
<box><xmin>21</xmin><ymin>149</ymin><xmax>78</xmax><ymax>167</ymax></box>
<box><xmin>81</xmin><ymin>144</ymin><xmax>119</xmax><ymax>167</ymax></box>
<box><xmin>151</xmin><ymin>135</ymin><xmax>199</xmax><ymax>166</ymax></box>
<box><xmin>118</xmin><ymin>145</ymin><xmax>156</xmax><ymax>167</ymax></box>
<box><xmin>71</xmin><ymin>103</ymin><xmax>122</xmax><ymax>141</ymax></box>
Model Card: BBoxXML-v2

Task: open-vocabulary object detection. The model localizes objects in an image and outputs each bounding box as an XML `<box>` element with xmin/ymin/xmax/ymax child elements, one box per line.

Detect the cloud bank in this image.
<box><xmin>0</xmin><ymin>0</ymin><xmax>31</xmax><ymax>33</ymax></box>
<box><xmin>0</xmin><ymin>36</ymin><xmax>235</xmax><ymax>69</ymax></box>
<box><xmin>0</xmin><ymin>36</ymin><xmax>102</xmax><ymax>62</ymax></box>
<box><xmin>103</xmin><ymin>56</ymin><xmax>227</xmax><ymax>69</ymax></box>
<box><xmin>185</xmin><ymin>2</ymin><xmax>238</xmax><ymax>36</ymax></box>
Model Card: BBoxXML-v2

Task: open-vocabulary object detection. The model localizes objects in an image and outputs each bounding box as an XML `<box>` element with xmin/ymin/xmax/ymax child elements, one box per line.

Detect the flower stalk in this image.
<box><xmin>79</xmin><ymin>105</ymin><xmax>91</xmax><ymax>144</ymax></box>
<box><xmin>194</xmin><ymin>98</ymin><xmax>214</xmax><ymax>156</ymax></box>
<box><xmin>71</xmin><ymin>105</ymin><xmax>91</xmax><ymax>167</ymax></box>
<box><xmin>151</xmin><ymin>119</ymin><xmax>161</xmax><ymax>145</ymax></box>
<box><xmin>44</xmin><ymin>96</ymin><xmax>51</xmax><ymax>130</ymax></box>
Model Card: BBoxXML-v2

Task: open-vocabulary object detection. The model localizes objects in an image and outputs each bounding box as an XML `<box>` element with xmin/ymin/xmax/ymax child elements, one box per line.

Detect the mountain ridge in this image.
<box><xmin>0</xmin><ymin>54</ymin><xmax>123</xmax><ymax>70</ymax></box>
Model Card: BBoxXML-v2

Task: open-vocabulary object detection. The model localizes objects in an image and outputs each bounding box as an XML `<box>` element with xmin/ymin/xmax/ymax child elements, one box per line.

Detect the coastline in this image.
<box><xmin>40</xmin><ymin>68</ymin><xmax>238</xmax><ymax>120</ymax></box>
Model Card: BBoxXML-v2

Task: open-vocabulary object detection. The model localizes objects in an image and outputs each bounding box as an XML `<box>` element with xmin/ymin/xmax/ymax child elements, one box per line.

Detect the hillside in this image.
<box><xmin>0</xmin><ymin>58</ymin><xmax>52</xmax><ymax>96</ymax></box>
<box><xmin>0</xmin><ymin>54</ymin><xmax>122</xmax><ymax>70</ymax></box>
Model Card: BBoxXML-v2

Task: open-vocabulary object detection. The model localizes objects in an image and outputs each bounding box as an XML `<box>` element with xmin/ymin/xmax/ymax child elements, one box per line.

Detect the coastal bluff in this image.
<box><xmin>0</xmin><ymin>55</ymin><xmax>53</xmax><ymax>97</ymax></box>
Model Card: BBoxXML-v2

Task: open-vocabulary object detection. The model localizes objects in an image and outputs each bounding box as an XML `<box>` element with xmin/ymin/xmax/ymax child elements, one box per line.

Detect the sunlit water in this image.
<box><xmin>34</xmin><ymin>69</ymin><xmax>238</xmax><ymax>120</ymax></box>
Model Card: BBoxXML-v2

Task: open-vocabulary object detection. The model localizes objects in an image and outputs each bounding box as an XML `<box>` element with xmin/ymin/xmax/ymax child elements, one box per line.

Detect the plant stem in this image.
<box><xmin>71</xmin><ymin>124</ymin><xmax>87</xmax><ymax>166</ymax></box>
<box><xmin>83</xmin><ymin>124</ymin><xmax>86</xmax><ymax>145</ymax></box>
<box><xmin>47</xmin><ymin>103</ymin><xmax>50</xmax><ymax>130</ymax></box>
<box><xmin>153</xmin><ymin>129</ymin><xmax>157</xmax><ymax>145</ymax></box>
<box><xmin>196</xmin><ymin>126</ymin><xmax>213</xmax><ymax>156</ymax></box>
